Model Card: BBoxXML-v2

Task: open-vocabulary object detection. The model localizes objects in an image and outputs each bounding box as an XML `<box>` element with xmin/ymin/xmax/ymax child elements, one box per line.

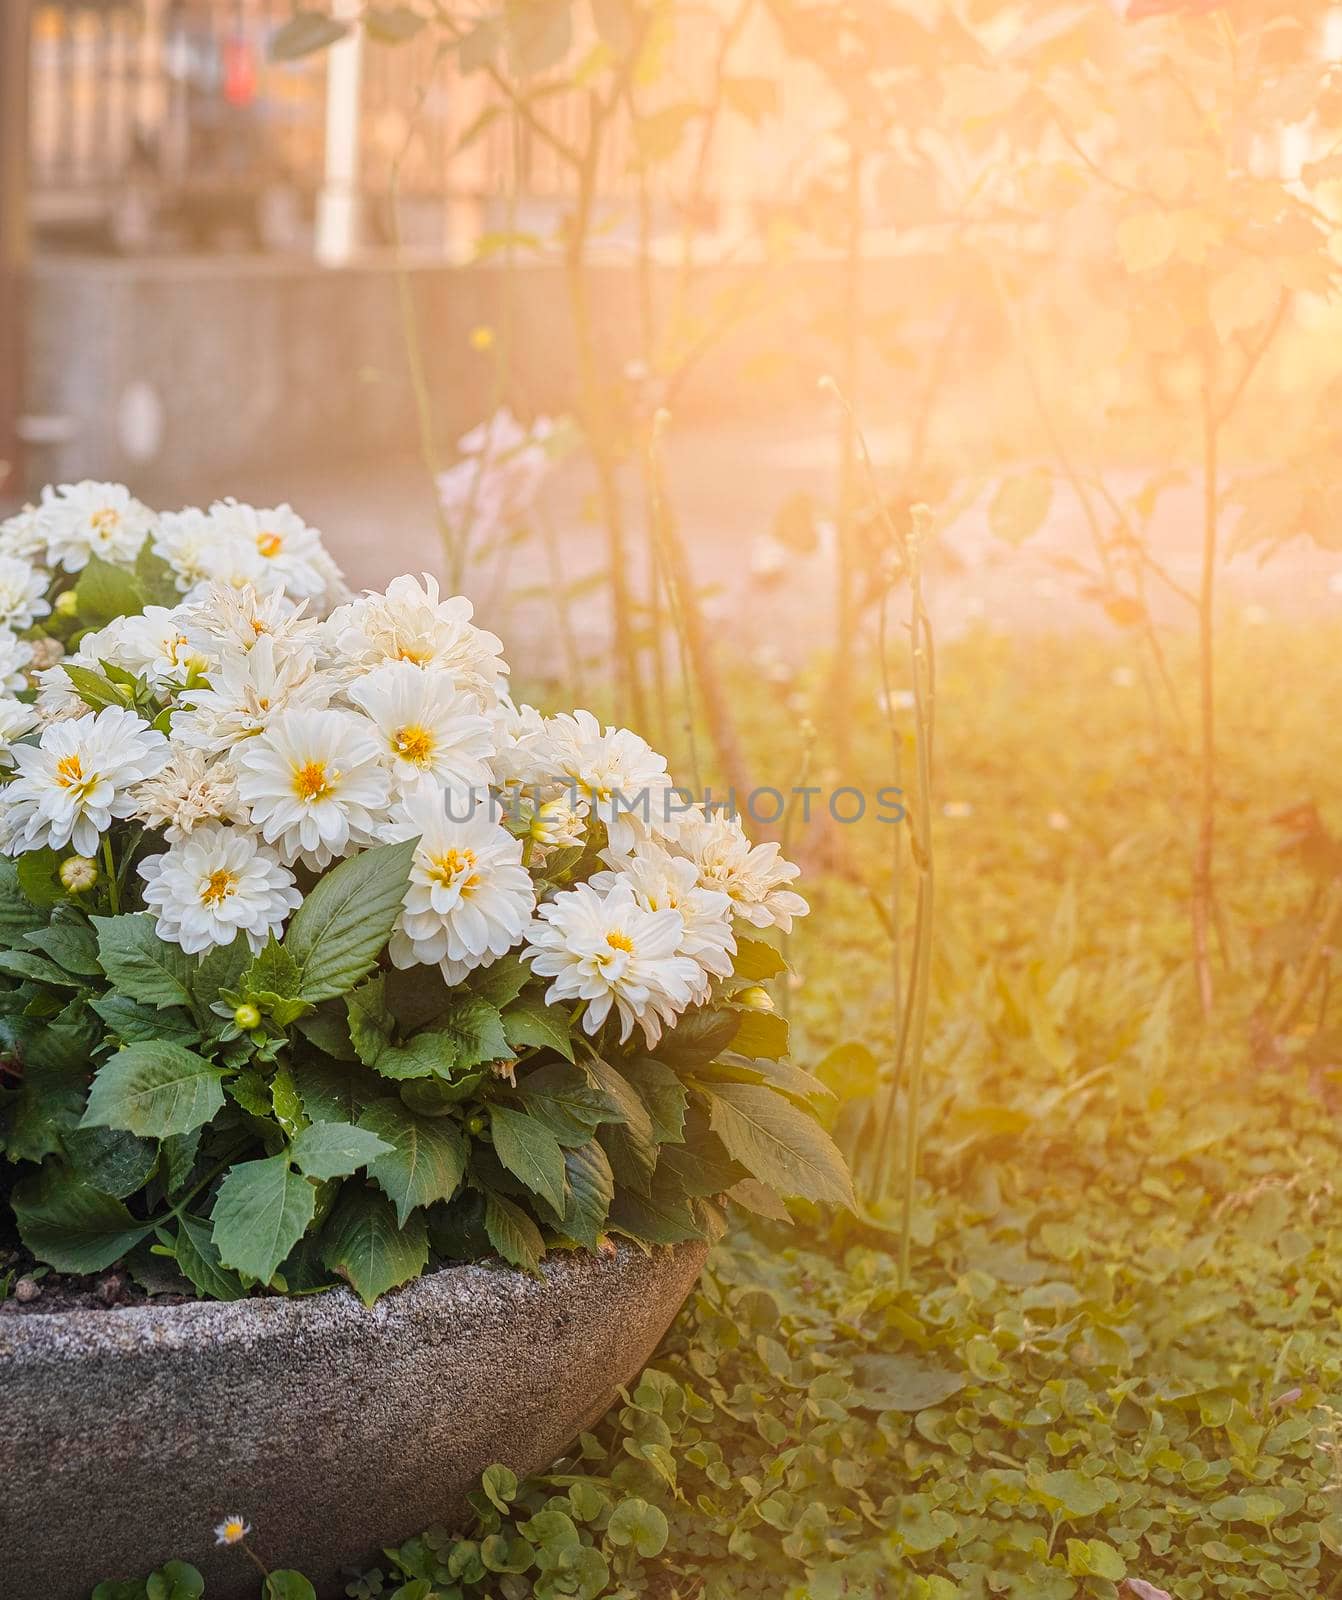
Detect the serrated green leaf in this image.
<box><xmin>74</xmin><ymin>554</ymin><xmax>146</xmax><ymax>626</ymax></box>
<box><xmin>93</xmin><ymin>914</ymin><xmax>194</xmax><ymax>1009</ymax></box>
<box><xmin>81</xmin><ymin>1041</ymin><xmax>226</xmax><ymax>1138</ymax></box>
<box><xmin>291</xmin><ymin>1056</ymin><xmax>367</xmax><ymax>1123</ymax></box>
<box><xmin>357</xmin><ymin>1098</ymin><xmax>469</xmax><ymax>1224</ymax></box>
<box><xmin>483</xmin><ymin>1189</ymin><xmax>545</xmax><ymax>1274</ymax></box>
<box><xmin>283</xmin><ymin>838</ymin><xmax>417</xmax><ymax>1002</ymax></box>
<box><xmin>321</xmin><ymin>1183</ymin><xmax>428</xmax><ymax>1306</ymax></box>
<box><xmin>0</xmin><ymin>856</ymin><xmax>48</xmax><ymax>942</ymax></box>
<box><xmin>502</xmin><ymin>995</ymin><xmax>575</xmax><ymax>1061</ymax></box>
<box><xmin>489</xmin><ymin>1104</ymin><xmax>568</xmax><ymax>1213</ymax></box>
<box><xmin>169</xmin><ymin>1212</ymin><xmax>246</xmax><ymax>1301</ymax></box>
<box><xmin>289</xmin><ymin>1120</ymin><xmax>393</xmax><ymax>1180</ymax></box>
<box><xmin>625</xmin><ymin>1057</ymin><xmax>688</xmax><ymax>1144</ymax></box>
<box><xmin>732</xmin><ymin>937</ymin><xmax>787</xmax><ymax>981</ymax></box>
<box><xmin>730</xmin><ymin>1010</ymin><xmax>789</xmax><ymax>1061</ymax></box>
<box><xmin>211</xmin><ymin>1154</ymin><xmax>317</xmax><ymax>1284</ymax></box>
<box><xmin>64</xmin><ymin>1124</ymin><xmax>158</xmax><ymax>1199</ymax></box>
<box><xmin>12</xmin><ymin>1171</ymin><xmax>154</xmax><ymax>1272</ymax></box>
<box><xmin>704</xmin><ymin>1082</ymin><xmax>853</xmax><ymax>1207</ymax></box>
<box><xmin>559</xmin><ymin>1139</ymin><xmax>615</xmax><ymax>1248</ymax></box>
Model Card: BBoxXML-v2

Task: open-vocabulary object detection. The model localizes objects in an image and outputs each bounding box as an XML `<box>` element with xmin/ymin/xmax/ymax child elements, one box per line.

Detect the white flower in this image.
<box><xmin>388</xmin><ymin>789</ymin><xmax>535</xmax><ymax>985</ymax></box>
<box><xmin>38</xmin><ymin>481</ymin><xmax>153</xmax><ymax>571</ymax></box>
<box><xmin>525</xmin><ymin>879</ymin><xmax>701</xmax><ymax>1047</ymax></box>
<box><xmin>213</xmin><ymin>1515</ymin><xmax>252</xmax><ymax>1548</ymax></box>
<box><xmin>545</xmin><ymin>709</ymin><xmax>680</xmax><ymax>854</ymax></box>
<box><xmin>676</xmin><ymin>811</ymin><xmax>808</xmax><ymax>932</ymax></box>
<box><xmin>590</xmin><ymin>843</ymin><xmax>734</xmax><ymax>1002</ymax></box>
<box><xmin>180</xmin><ymin>582</ymin><xmax>324</xmax><ymax>662</ymax></box>
<box><xmin>528</xmin><ymin>791</ymin><xmax>589</xmax><ymax>854</ymax></box>
<box><xmin>175</xmin><ymin>636</ymin><xmax>333</xmax><ymax>755</ymax></box>
<box><xmin>346</xmin><ymin>661</ymin><xmax>494</xmax><ymax>799</ymax></box>
<box><xmin>130</xmin><ymin>748</ymin><xmax>243</xmax><ymax>843</ymax></box>
<box><xmin>328</xmin><ymin>574</ymin><xmax>507</xmax><ymax>709</ymax></box>
<box><xmin>491</xmin><ymin>699</ymin><xmax>559</xmax><ymax>789</ymax></box>
<box><xmin>208</xmin><ymin>500</ymin><xmax>336</xmax><ymax>602</ymax></box>
<box><xmin>0</xmin><ymin>697</ymin><xmax>38</xmax><ymax>768</ymax></box>
<box><xmin>235</xmin><ymin>707</ymin><xmax>391</xmax><ymax>869</ymax></box>
<box><xmin>0</xmin><ymin>707</ymin><xmax>169</xmax><ymax>857</ymax></box>
<box><xmin>139</xmin><ymin>824</ymin><xmax>301</xmax><ymax>955</ymax></box>
<box><xmin>98</xmin><ymin>606</ymin><xmax>209</xmax><ymax>690</ymax></box>
<box><xmin>0</xmin><ymin>504</ymin><xmax>45</xmax><ymax>561</ymax></box>
<box><xmin>0</xmin><ymin>631</ymin><xmax>34</xmax><ymax>693</ymax></box>
<box><xmin>0</xmin><ymin>556</ymin><xmax>51</xmax><ymax>632</ymax></box>
<box><xmin>152</xmin><ymin>507</ymin><xmax>218</xmax><ymax>593</ymax></box>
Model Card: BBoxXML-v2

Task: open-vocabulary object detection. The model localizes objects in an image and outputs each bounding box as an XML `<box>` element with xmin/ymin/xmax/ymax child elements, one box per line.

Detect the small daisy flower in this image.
<box><xmin>130</xmin><ymin>748</ymin><xmax>244</xmax><ymax>843</ymax></box>
<box><xmin>0</xmin><ymin>706</ymin><xmax>169</xmax><ymax>857</ymax></box>
<box><xmin>235</xmin><ymin>707</ymin><xmax>392</xmax><ymax>870</ymax></box>
<box><xmin>388</xmin><ymin>789</ymin><xmax>535</xmax><ymax>985</ymax></box>
<box><xmin>180</xmin><ymin>582</ymin><xmax>324</xmax><ymax>662</ymax></box>
<box><xmin>526</xmin><ymin>879</ymin><xmax>701</xmax><ymax>1048</ymax></box>
<box><xmin>0</xmin><ymin>555</ymin><xmax>51</xmax><ymax>632</ymax></box>
<box><xmin>140</xmin><ymin>824</ymin><xmax>301</xmax><ymax>955</ymax></box>
<box><xmin>0</xmin><ymin>631</ymin><xmax>35</xmax><ymax>693</ymax></box>
<box><xmin>175</xmin><ymin>636</ymin><xmax>332</xmax><ymax>755</ymax></box>
<box><xmin>347</xmin><ymin>661</ymin><xmax>495</xmax><ymax>799</ymax></box>
<box><xmin>0</xmin><ymin>504</ymin><xmax>45</xmax><ymax>561</ymax></box>
<box><xmin>590</xmin><ymin>842</ymin><xmax>735</xmax><ymax>1002</ymax></box>
<box><xmin>214</xmin><ymin>1515</ymin><xmax>252</xmax><ymax>1547</ymax></box>
<box><xmin>152</xmin><ymin>506</ymin><xmax>219</xmax><ymax>593</ymax></box>
<box><xmin>208</xmin><ymin>499</ymin><xmax>335</xmax><ymax>602</ymax></box>
<box><xmin>546</xmin><ymin>709</ymin><xmax>680</xmax><ymax>854</ymax></box>
<box><xmin>38</xmin><ymin>481</ymin><xmax>153</xmax><ymax>571</ymax></box>
<box><xmin>675</xmin><ymin>811</ymin><xmax>808</xmax><ymax>933</ymax></box>
<box><xmin>528</xmin><ymin>791</ymin><xmax>589</xmax><ymax>854</ymax></box>
<box><xmin>328</xmin><ymin>574</ymin><xmax>507</xmax><ymax>710</ymax></box>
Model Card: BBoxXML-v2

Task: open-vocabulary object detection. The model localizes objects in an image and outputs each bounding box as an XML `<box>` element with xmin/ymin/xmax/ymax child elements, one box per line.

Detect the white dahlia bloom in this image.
<box><xmin>590</xmin><ymin>842</ymin><xmax>735</xmax><ymax>1002</ymax></box>
<box><xmin>0</xmin><ymin>632</ymin><xmax>34</xmax><ymax>694</ymax></box>
<box><xmin>525</xmin><ymin>879</ymin><xmax>701</xmax><ymax>1047</ymax></box>
<box><xmin>676</xmin><ymin>811</ymin><xmax>808</xmax><ymax>933</ymax></box>
<box><xmin>152</xmin><ymin>507</ymin><xmax>218</xmax><ymax>593</ymax></box>
<box><xmin>387</xmin><ymin>789</ymin><xmax>535</xmax><ymax>985</ymax></box>
<box><xmin>0</xmin><ymin>707</ymin><xmax>169</xmax><ymax>857</ymax></box>
<box><xmin>491</xmin><ymin>699</ymin><xmax>559</xmax><ymax>789</ymax></box>
<box><xmin>139</xmin><ymin>823</ymin><xmax>301</xmax><ymax>955</ymax></box>
<box><xmin>347</xmin><ymin>662</ymin><xmax>494</xmax><ymax>800</ymax></box>
<box><xmin>0</xmin><ymin>556</ymin><xmax>51</xmax><ymax>633</ymax></box>
<box><xmin>208</xmin><ymin>500</ymin><xmax>334</xmax><ymax>602</ymax></box>
<box><xmin>38</xmin><ymin>481</ymin><xmax>153</xmax><ymax>571</ymax></box>
<box><xmin>0</xmin><ymin>698</ymin><xmax>38</xmax><ymax>768</ymax></box>
<box><xmin>545</xmin><ymin>709</ymin><xmax>680</xmax><ymax>855</ymax></box>
<box><xmin>99</xmin><ymin>606</ymin><xmax>210</xmax><ymax>690</ymax></box>
<box><xmin>180</xmin><ymin>582</ymin><xmax>324</xmax><ymax>662</ymax></box>
<box><xmin>528</xmin><ymin>791</ymin><xmax>589</xmax><ymax>855</ymax></box>
<box><xmin>175</xmin><ymin>636</ymin><xmax>333</xmax><ymax>755</ymax></box>
<box><xmin>129</xmin><ymin>748</ymin><xmax>243</xmax><ymax>843</ymax></box>
<box><xmin>328</xmin><ymin>574</ymin><xmax>507</xmax><ymax>709</ymax></box>
<box><xmin>0</xmin><ymin>504</ymin><xmax>45</xmax><ymax>561</ymax></box>
<box><xmin>235</xmin><ymin>707</ymin><xmax>391</xmax><ymax>869</ymax></box>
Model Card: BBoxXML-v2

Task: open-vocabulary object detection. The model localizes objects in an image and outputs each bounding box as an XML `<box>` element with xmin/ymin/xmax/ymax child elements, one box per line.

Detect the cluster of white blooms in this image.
<box><xmin>437</xmin><ymin>408</ymin><xmax>558</xmax><ymax>547</ymax></box>
<box><xmin>0</xmin><ymin>542</ymin><xmax>806</xmax><ymax>1047</ymax></box>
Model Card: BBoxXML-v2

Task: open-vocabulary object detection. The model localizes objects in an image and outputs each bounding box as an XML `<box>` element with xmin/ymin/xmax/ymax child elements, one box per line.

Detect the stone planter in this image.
<box><xmin>0</xmin><ymin>1240</ymin><xmax>708</xmax><ymax>1599</ymax></box>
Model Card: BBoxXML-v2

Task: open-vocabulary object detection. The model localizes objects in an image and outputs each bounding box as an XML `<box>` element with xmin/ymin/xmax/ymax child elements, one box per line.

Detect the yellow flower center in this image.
<box><xmin>427</xmin><ymin>847</ymin><xmax>476</xmax><ymax>888</ymax></box>
<box><xmin>605</xmin><ymin>929</ymin><xmax>635</xmax><ymax>955</ymax></box>
<box><xmin>256</xmin><ymin>531</ymin><xmax>283</xmax><ymax>558</ymax></box>
<box><xmin>393</xmin><ymin>723</ymin><xmax>435</xmax><ymax>767</ymax></box>
<box><xmin>201</xmin><ymin>869</ymin><xmax>239</xmax><ymax>906</ymax></box>
<box><xmin>90</xmin><ymin>507</ymin><xmax>120</xmax><ymax>537</ymax></box>
<box><xmin>292</xmin><ymin>760</ymin><xmax>335</xmax><ymax>801</ymax></box>
<box><xmin>395</xmin><ymin>643</ymin><xmax>434</xmax><ymax>665</ymax></box>
<box><xmin>55</xmin><ymin>753</ymin><xmax>86</xmax><ymax>790</ymax></box>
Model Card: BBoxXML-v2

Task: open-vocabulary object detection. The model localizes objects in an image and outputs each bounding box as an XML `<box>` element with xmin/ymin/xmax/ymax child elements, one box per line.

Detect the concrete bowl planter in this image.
<box><xmin>0</xmin><ymin>1238</ymin><xmax>708</xmax><ymax>1600</ymax></box>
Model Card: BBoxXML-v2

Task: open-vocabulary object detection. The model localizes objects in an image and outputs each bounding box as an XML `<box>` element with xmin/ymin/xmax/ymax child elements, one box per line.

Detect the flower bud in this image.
<box><xmin>466</xmin><ymin>1112</ymin><xmax>489</xmax><ymax>1137</ymax></box>
<box><xmin>59</xmin><ymin>855</ymin><xmax>99</xmax><ymax>893</ymax></box>
<box><xmin>736</xmin><ymin>985</ymin><xmax>775</xmax><ymax>1013</ymax></box>
<box><xmin>53</xmin><ymin>589</ymin><xmax>79</xmax><ymax>618</ymax></box>
<box><xmin>233</xmin><ymin>1003</ymin><xmax>262</xmax><ymax>1031</ymax></box>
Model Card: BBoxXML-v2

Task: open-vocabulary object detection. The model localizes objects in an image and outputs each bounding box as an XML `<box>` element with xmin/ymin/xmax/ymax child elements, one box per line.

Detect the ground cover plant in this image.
<box><xmin>0</xmin><ymin>485</ymin><xmax>845</xmax><ymax>1308</ymax></box>
<box><xmin>82</xmin><ymin>619</ymin><xmax>1342</xmax><ymax>1598</ymax></box>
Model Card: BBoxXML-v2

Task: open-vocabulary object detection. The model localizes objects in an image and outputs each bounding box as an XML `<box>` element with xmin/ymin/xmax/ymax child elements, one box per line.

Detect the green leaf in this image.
<box><xmin>851</xmin><ymin>1353</ymin><xmax>966</xmax><ymax>1413</ymax></box>
<box><xmin>502</xmin><ymin>995</ymin><xmax>575</xmax><ymax>1061</ymax></box>
<box><xmin>489</xmin><ymin>1105</ymin><xmax>568</xmax><ymax>1213</ymax></box>
<box><xmin>12</xmin><ymin>1172</ymin><xmax>154</xmax><ymax>1272</ymax></box>
<box><xmin>241</xmin><ymin>937</ymin><xmax>303</xmax><ymax>1002</ymax></box>
<box><xmin>705</xmin><ymin>1083</ymin><xmax>854</xmax><ymax>1207</ymax></box>
<box><xmin>653</xmin><ymin>1006</ymin><xmax>739</xmax><ymax>1068</ymax></box>
<box><xmin>145</xmin><ymin>1563</ymin><xmax>206</xmax><ymax>1600</ymax></box>
<box><xmin>169</xmin><ymin>1213</ymin><xmax>247</xmax><ymax>1301</ymax></box>
<box><xmin>607</xmin><ymin>1181</ymin><xmax>702</xmax><ymax>1246</ymax></box>
<box><xmin>0</xmin><ymin>948</ymin><xmax>81</xmax><ymax>985</ymax></box>
<box><xmin>93</xmin><ymin>914</ymin><xmax>194</xmax><ymax>1009</ymax></box>
<box><xmin>135</xmin><ymin>539</ymin><xmax>181</xmax><ymax>606</ymax></box>
<box><xmin>74</xmin><ymin>554</ymin><xmax>146</xmax><ymax>626</ymax></box>
<box><xmin>61</xmin><ymin>663</ymin><xmax>126</xmax><ymax>712</ymax></box>
<box><xmin>2</xmin><ymin>852</ymin><xmax>60</xmax><ymax>924</ymax></box>
<box><xmin>559</xmin><ymin>1139</ymin><xmax>615</xmax><ymax>1249</ymax></box>
<box><xmin>732</xmin><ymin>937</ymin><xmax>787</xmax><ymax>981</ymax></box>
<box><xmin>189</xmin><ymin>935</ymin><xmax>251</xmax><ymax>1009</ymax></box>
<box><xmin>484</xmin><ymin>1189</ymin><xmax>545</xmax><ymax>1274</ymax></box>
<box><xmin>357</xmin><ymin>1098</ymin><xmax>469</xmax><ymax>1224</ymax></box>
<box><xmin>712</xmin><ymin>1054</ymin><xmax>835</xmax><ymax>1105</ymax></box>
<box><xmin>321</xmin><ymin>1183</ymin><xmax>428</xmax><ymax>1306</ymax></box>
<box><xmin>64</xmin><ymin>1124</ymin><xmax>158</xmax><ymax>1199</ymax></box>
<box><xmin>289</xmin><ymin>1120</ymin><xmax>393</xmax><ymax>1181</ymax></box>
<box><xmin>269</xmin><ymin>9</ymin><xmax>350</xmax><ymax>61</ymax></box>
<box><xmin>264</xmin><ymin>1575</ymin><xmax>317</xmax><ymax>1600</ymax></box>
<box><xmin>90</xmin><ymin>993</ymin><xmax>200</xmax><ymax>1047</ymax></box>
<box><xmin>433</xmin><ymin>995</ymin><xmax>510</xmax><ymax>1072</ymax></box>
<box><xmin>606</xmin><ymin>1497</ymin><xmax>669</xmax><ymax>1557</ymax></box>
<box><xmin>482</xmin><ymin>1462</ymin><xmax>519</xmax><ymax>1512</ymax></box>
<box><xmin>471</xmin><ymin>952</ymin><xmax>535</xmax><ymax>1009</ymax></box>
<box><xmin>283</xmin><ymin>838</ymin><xmax>417</xmax><ymax>1002</ymax></box>
<box><xmin>24</xmin><ymin>910</ymin><xmax>101</xmax><ymax>975</ymax></box>
<box><xmin>519</xmin><ymin>1060</ymin><xmax>616</xmax><ymax>1142</ymax></box>
<box><xmin>347</xmin><ymin>973</ymin><xmax>393</xmax><ymax>1065</ymax></box>
<box><xmin>291</xmin><ymin>1057</ymin><xmax>366</xmax><ymax>1123</ymax></box>
<box><xmin>624</xmin><ymin>1057</ymin><xmax>688</xmax><ymax>1144</ymax></box>
<box><xmin>211</xmin><ymin>1154</ymin><xmax>317</xmax><ymax>1284</ymax></box>
<box><xmin>730</xmin><ymin>1010</ymin><xmax>789</xmax><ymax>1060</ymax></box>
<box><xmin>81</xmin><ymin>1042</ymin><xmax>226</xmax><ymax>1139</ymax></box>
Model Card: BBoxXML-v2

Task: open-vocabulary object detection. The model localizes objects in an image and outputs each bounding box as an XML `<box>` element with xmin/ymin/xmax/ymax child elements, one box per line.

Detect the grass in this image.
<box><xmin>103</xmin><ymin>614</ymin><xmax>1342</xmax><ymax>1599</ymax></box>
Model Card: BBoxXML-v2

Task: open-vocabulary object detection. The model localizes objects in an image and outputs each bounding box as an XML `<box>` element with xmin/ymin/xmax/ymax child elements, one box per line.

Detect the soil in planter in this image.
<box><xmin>0</xmin><ymin>1225</ymin><xmax>192</xmax><ymax>1315</ymax></box>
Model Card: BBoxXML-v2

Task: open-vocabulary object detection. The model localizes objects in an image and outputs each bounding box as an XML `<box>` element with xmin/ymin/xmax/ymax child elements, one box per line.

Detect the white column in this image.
<box><xmin>315</xmin><ymin>0</ymin><xmax>364</xmax><ymax>267</ymax></box>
